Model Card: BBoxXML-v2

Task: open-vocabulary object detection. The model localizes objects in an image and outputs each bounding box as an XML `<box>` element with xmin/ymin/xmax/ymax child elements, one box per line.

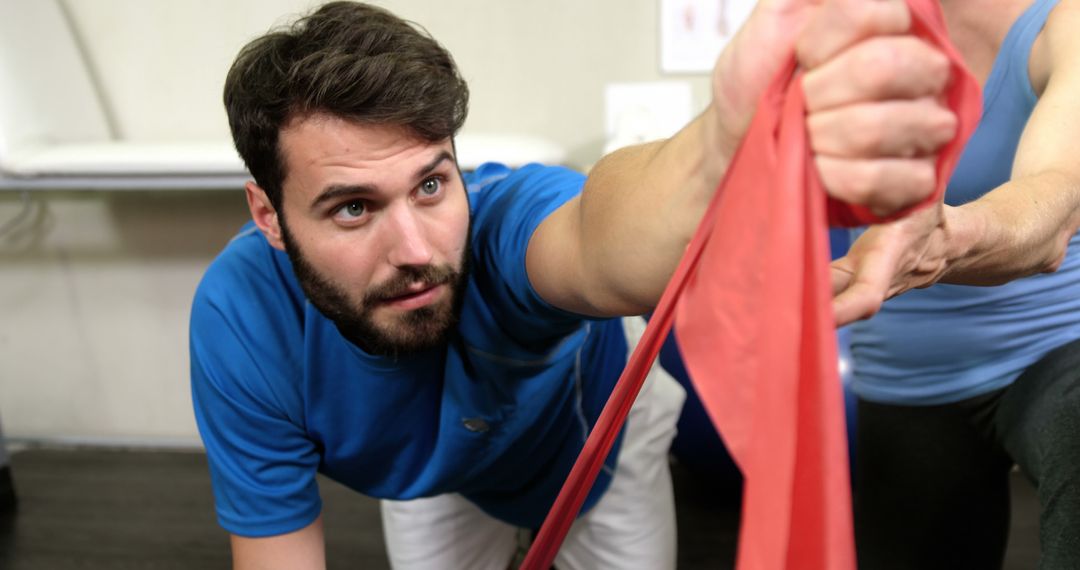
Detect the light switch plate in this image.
<box><xmin>604</xmin><ymin>81</ymin><xmax>693</xmax><ymax>154</ymax></box>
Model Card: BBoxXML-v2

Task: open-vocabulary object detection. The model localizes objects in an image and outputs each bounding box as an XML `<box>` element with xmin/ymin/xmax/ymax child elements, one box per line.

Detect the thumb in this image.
<box><xmin>831</xmin><ymin>250</ymin><xmax>893</xmax><ymax>326</ymax></box>
<box><xmin>831</xmin><ymin>258</ymin><xmax>875</xmax><ymax>327</ymax></box>
<box><xmin>831</xmin><ymin>257</ymin><xmax>855</xmax><ymax>297</ymax></box>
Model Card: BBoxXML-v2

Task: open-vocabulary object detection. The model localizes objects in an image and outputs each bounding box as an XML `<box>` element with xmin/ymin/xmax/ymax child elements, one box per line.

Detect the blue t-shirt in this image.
<box><xmin>190</xmin><ymin>163</ymin><xmax>627</xmax><ymax>537</ymax></box>
<box><xmin>849</xmin><ymin>0</ymin><xmax>1080</xmax><ymax>405</ymax></box>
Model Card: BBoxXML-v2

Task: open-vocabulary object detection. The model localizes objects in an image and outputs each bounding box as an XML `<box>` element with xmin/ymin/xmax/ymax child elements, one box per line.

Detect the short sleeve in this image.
<box><xmin>189</xmin><ymin>242</ymin><xmax>322</xmax><ymax>538</ymax></box>
<box><xmin>467</xmin><ymin>163</ymin><xmax>592</xmax><ymax>345</ymax></box>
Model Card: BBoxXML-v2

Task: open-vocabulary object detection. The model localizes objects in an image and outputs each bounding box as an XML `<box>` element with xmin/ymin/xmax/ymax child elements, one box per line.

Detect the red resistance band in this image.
<box><xmin>520</xmin><ymin>2</ymin><xmax>981</xmax><ymax>569</ymax></box>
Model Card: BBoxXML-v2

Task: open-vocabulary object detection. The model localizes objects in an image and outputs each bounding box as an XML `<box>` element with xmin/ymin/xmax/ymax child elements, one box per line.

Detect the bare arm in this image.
<box><xmin>940</xmin><ymin>2</ymin><xmax>1080</xmax><ymax>284</ymax></box>
<box><xmin>231</xmin><ymin>517</ymin><xmax>326</xmax><ymax>570</ymax></box>
<box><xmin>527</xmin><ymin>112</ymin><xmax>714</xmax><ymax>317</ymax></box>
<box><xmin>528</xmin><ymin>0</ymin><xmax>956</xmax><ymax>317</ymax></box>
<box><xmin>831</xmin><ymin>1</ymin><xmax>1080</xmax><ymax>324</ymax></box>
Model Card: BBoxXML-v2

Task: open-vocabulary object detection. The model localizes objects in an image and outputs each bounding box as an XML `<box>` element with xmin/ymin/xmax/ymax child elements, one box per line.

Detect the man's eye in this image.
<box><xmin>419</xmin><ymin>177</ymin><xmax>441</xmax><ymax>196</ymax></box>
<box><xmin>334</xmin><ymin>201</ymin><xmax>366</xmax><ymax>220</ymax></box>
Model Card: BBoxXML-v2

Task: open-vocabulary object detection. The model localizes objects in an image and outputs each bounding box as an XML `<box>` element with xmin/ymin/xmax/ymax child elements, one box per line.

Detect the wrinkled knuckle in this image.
<box><xmin>795</xmin><ymin>36</ymin><xmax>819</xmax><ymax>70</ymax></box>
<box><xmin>913</xmin><ymin>161</ymin><xmax>937</xmax><ymax>198</ymax></box>
<box><xmin>816</xmin><ymin>157</ymin><xmax>845</xmax><ymax>195</ymax></box>
<box><xmin>835</xmin><ymin>165</ymin><xmax>872</xmax><ymax>204</ymax></box>
<box><xmin>858</xmin><ymin>0</ymin><xmax>910</xmax><ymax>35</ymax></box>
<box><xmin>936</xmin><ymin>108</ymin><xmax>959</xmax><ymax>141</ymax></box>
<box><xmin>880</xmin><ymin>0</ymin><xmax>913</xmax><ymax>33</ymax></box>
<box><xmin>855</xmin><ymin>49</ymin><xmax>895</xmax><ymax>97</ymax></box>
<box><xmin>860</xmin><ymin>112</ymin><xmax>890</xmax><ymax>155</ymax></box>
<box><xmin>883</xmin><ymin>165</ymin><xmax>932</xmax><ymax>212</ymax></box>
<box><xmin>810</xmin><ymin>114</ymin><xmax>851</xmax><ymax>157</ymax></box>
<box><xmin>916</xmin><ymin>105</ymin><xmax>957</xmax><ymax>154</ymax></box>
<box><xmin>854</xmin><ymin>162</ymin><xmax>896</xmax><ymax>202</ymax></box>
<box><xmin>886</xmin><ymin>160</ymin><xmax>931</xmax><ymax>203</ymax></box>
<box><xmin>855</xmin><ymin>41</ymin><xmax>899</xmax><ymax>80</ymax></box>
<box><xmin>806</xmin><ymin>113</ymin><xmax>829</xmax><ymax>146</ymax></box>
<box><xmin>821</xmin><ymin>158</ymin><xmax>870</xmax><ymax>204</ymax></box>
<box><xmin>832</xmin><ymin>108</ymin><xmax>880</xmax><ymax>155</ymax></box>
<box><xmin>869</xmin><ymin>186</ymin><xmax>909</xmax><ymax>216</ymax></box>
<box><xmin>850</xmin><ymin>4</ymin><xmax>879</xmax><ymax>35</ymax></box>
<box><xmin>926</xmin><ymin>48</ymin><xmax>951</xmax><ymax>91</ymax></box>
<box><xmin>802</xmin><ymin>72</ymin><xmax>829</xmax><ymax>111</ymax></box>
<box><xmin>865</xmin><ymin>163</ymin><xmax>896</xmax><ymax>200</ymax></box>
<box><xmin>896</xmin><ymin>38</ymin><xmax>942</xmax><ymax>89</ymax></box>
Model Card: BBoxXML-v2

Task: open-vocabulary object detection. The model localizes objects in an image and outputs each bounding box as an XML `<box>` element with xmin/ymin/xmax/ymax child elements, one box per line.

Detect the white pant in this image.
<box><xmin>380</xmin><ymin>317</ymin><xmax>687</xmax><ymax>570</ymax></box>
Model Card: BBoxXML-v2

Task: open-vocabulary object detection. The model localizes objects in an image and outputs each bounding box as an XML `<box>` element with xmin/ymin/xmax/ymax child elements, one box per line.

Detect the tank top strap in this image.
<box><xmin>982</xmin><ymin>0</ymin><xmax>1059</xmax><ymax>112</ymax></box>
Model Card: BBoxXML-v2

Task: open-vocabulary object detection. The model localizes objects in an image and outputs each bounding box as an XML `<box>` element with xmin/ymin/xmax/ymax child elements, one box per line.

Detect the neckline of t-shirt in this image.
<box><xmin>343</xmin><ymin>336</ymin><xmax>442</xmax><ymax>373</ymax></box>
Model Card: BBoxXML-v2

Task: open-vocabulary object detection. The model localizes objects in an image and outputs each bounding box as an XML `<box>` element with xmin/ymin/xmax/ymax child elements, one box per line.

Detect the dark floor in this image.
<box><xmin>0</xmin><ymin>448</ymin><xmax>1040</xmax><ymax>569</ymax></box>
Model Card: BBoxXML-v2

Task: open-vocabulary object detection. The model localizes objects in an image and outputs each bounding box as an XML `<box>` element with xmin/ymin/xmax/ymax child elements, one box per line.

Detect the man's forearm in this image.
<box><xmin>231</xmin><ymin>518</ymin><xmax>326</xmax><ymax>570</ymax></box>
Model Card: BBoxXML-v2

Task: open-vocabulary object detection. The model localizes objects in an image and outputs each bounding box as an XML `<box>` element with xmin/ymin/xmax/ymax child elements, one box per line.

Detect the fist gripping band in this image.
<box><xmin>520</xmin><ymin>1</ymin><xmax>980</xmax><ymax>569</ymax></box>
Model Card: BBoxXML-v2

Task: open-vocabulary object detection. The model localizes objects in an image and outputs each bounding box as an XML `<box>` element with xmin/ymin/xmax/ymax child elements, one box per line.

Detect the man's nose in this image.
<box><xmin>385</xmin><ymin>205</ymin><xmax>434</xmax><ymax>268</ymax></box>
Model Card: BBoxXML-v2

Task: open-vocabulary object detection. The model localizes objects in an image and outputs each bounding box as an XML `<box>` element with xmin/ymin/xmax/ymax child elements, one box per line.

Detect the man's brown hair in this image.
<box><xmin>224</xmin><ymin>1</ymin><xmax>469</xmax><ymax>211</ymax></box>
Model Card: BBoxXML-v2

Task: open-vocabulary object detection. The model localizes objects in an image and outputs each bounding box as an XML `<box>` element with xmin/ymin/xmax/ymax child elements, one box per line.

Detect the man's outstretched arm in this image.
<box><xmin>528</xmin><ymin>0</ymin><xmax>957</xmax><ymax>317</ymax></box>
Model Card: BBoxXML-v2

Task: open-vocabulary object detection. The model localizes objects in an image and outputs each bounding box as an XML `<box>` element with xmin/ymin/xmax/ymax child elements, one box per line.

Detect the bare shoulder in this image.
<box><xmin>1032</xmin><ymin>0</ymin><xmax>1080</xmax><ymax>92</ymax></box>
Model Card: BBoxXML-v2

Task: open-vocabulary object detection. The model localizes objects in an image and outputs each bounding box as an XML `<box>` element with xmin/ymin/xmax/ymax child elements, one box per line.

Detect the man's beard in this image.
<box><xmin>280</xmin><ymin>222</ymin><xmax>470</xmax><ymax>359</ymax></box>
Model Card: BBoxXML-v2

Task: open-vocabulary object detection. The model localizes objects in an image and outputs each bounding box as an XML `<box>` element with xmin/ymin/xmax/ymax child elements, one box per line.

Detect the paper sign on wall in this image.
<box><xmin>660</xmin><ymin>0</ymin><xmax>756</xmax><ymax>73</ymax></box>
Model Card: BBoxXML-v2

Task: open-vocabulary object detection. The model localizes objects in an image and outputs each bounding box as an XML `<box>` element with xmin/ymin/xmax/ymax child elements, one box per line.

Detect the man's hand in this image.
<box><xmin>710</xmin><ymin>0</ymin><xmax>957</xmax><ymax>215</ymax></box>
<box><xmin>830</xmin><ymin>204</ymin><xmax>951</xmax><ymax>325</ymax></box>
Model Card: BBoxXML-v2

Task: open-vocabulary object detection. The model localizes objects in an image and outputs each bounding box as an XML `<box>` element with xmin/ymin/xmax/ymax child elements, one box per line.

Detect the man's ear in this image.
<box><xmin>245</xmin><ymin>181</ymin><xmax>287</xmax><ymax>251</ymax></box>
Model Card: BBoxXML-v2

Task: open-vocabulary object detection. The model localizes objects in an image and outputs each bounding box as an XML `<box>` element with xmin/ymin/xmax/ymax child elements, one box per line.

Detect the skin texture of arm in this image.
<box><xmin>942</xmin><ymin>0</ymin><xmax>1080</xmax><ymax>283</ymax></box>
<box><xmin>830</xmin><ymin>0</ymin><xmax>1080</xmax><ymax>325</ymax></box>
<box><xmin>230</xmin><ymin>517</ymin><xmax>326</xmax><ymax>570</ymax></box>
<box><xmin>528</xmin><ymin>0</ymin><xmax>958</xmax><ymax>317</ymax></box>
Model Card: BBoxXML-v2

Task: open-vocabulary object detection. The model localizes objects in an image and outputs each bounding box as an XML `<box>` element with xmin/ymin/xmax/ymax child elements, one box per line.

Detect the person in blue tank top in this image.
<box><xmin>830</xmin><ymin>1</ymin><xmax>1080</xmax><ymax>567</ymax></box>
<box><xmin>191</xmin><ymin>1</ymin><xmax>960</xmax><ymax>568</ymax></box>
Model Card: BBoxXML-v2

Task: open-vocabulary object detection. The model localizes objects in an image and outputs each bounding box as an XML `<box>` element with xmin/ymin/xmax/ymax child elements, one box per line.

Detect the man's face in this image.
<box><xmin>264</xmin><ymin>115</ymin><xmax>470</xmax><ymax>357</ymax></box>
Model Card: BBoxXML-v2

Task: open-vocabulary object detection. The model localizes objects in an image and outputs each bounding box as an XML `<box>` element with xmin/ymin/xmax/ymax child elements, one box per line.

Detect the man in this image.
<box><xmin>190</xmin><ymin>1</ymin><xmax>957</xmax><ymax>568</ymax></box>
<box><xmin>829</xmin><ymin>0</ymin><xmax>1080</xmax><ymax>567</ymax></box>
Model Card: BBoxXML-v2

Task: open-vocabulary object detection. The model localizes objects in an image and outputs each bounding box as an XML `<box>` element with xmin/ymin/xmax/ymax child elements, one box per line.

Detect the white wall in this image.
<box><xmin>63</xmin><ymin>0</ymin><xmax>712</xmax><ymax>163</ymax></box>
<box><xmin>0</xmin><ymin>191</ymin><xmax>250</xmax><ymax>446</ymax></box>
<box><xmin>0</xmin><ymin>0</ymin><xmax>711</xmax><ymax>445</ymax></box>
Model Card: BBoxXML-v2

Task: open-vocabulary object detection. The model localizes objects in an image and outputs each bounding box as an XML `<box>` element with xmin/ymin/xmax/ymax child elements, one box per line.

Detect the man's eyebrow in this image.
<box><xmin>417</xmin><ymin>150</ymin><xmax>454</xmax><ymax>179</ymax></box>
<box><xmin>310</xmin><ymin>183</ymin><xmax>378</xmax><ymax>212</ymax></box>
<box><xmin>308</xmin><ymin>150</ymin><xmax>455</xmax><ymax>213</ymax></box>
